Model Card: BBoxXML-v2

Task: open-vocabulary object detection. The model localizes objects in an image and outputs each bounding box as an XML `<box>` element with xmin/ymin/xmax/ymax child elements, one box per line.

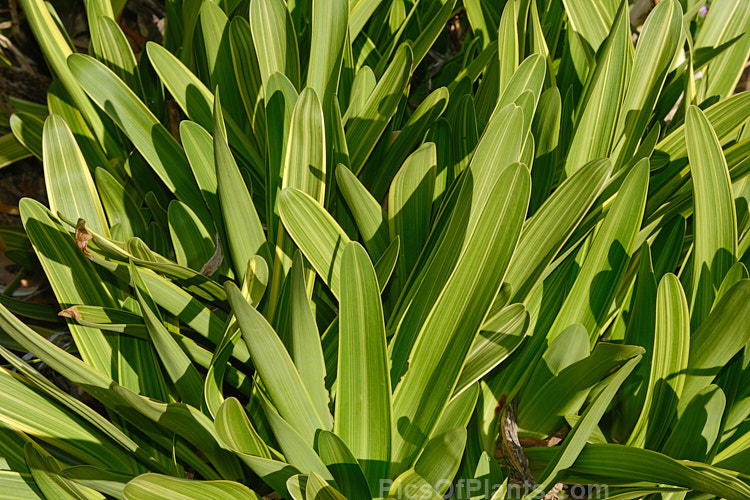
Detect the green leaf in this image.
<box><xmin>681</xmin><ymin>280</ymin><xmax>750</xmax><ymax>410</ymax></box>
<box><xmin>686</xmin><ymin>105</ymin><xmax>738</xmax><ymax>328</ymax></box>
<box><xmin>0</xmin><ymin>470</ymin><xmax>42</xmax><ymax>499</ymax></box>
<box><xmin>388</xmin><ymin>143</ymin><xmax>436</xmax><ymax>294</ymax></box>
<box><xmin>408</xmin><ymin>0</ymin><xmax>458</xmax><ymax>70</ymax></box>
<box><xmin>268</xmin><ymin>87</ymin><xmax>328</xmax><ymax>305</ymax></box>
<box><xmin>335</xmin><ymin>164</ymin><xmax>389</xmax><ymax>259</ymax></box>
<box><xmin>180</xmin><ymin>121</ymin><xmax>222</xmax><ymax>230</ymax></box>
<box><xmin>387</xmin><ymin>103</ymin><xmax>523</xmax><ymax>384</ymax></box>
<box><xmin>228</xmin><ymin>18</ymin><xmax>265</xmax><ymax>146</ymax></box>
<box><xmin>91</xmin><ymin>16</ymin><xmax>142</xmax><ymax>97</ymax></box>
<box><xmin>453</xmin><ymin>304</ymin><xmax>529</xmax><ymax>398</ymax></box>
<box><xmin>611</xmin><ymin>0</ymin><xmax>683</xmax><ymax>167</ymax></box>
<box><xmin>386</xmin><ymin>470</ymin><xmax>441</xmax><ymax>500</ymax></box>
<box><xmin>562</xmin><ymin>0</ymin><xmax>619</xmax><ymax>52</ymax></box>
<box><xmin>414</xmin><ymin>428</ymin><xmax>466</xmax><ymax>495</ymax></box>
<box><xmin>349</xmin><ymin>0</ymin><xmax>385</xmax><ymax>40</ymax></box>
<box><xmin>504</xmin><ymin>158</ymin><xmax>611</xmax><ymax>303</ymax></box>
<box><xmin>260</xmin><ymin>397</ymin><xmax>332</xmax><ymax>481</ymax></box>
<box><xmin>519</xmin><ymin>343</ymin><xmax>644</xmax><ymax>437</ymax></box>
<box><xmin>496</xmin><ymin>0</ymin><xmax>519</xmax><ymax>95</ymax></box>
<box><xmin>226</xmin><ymin>282</ymin><xmax>327</xmax><ymax>444</ymax></box>
<box><xmin>145</xmin><ymin>43</ymin><xmax>264</xmax><ymax>186</ymax></box>
<box><xmin>0</xmin><ymin>133</ymin><xmax>32</xmax><ymax>169</ymax></box>
<box><xmin>215</xmin><ymin>397</ymin><xmax>272</xmax><ymax>459</ymax></box>
<box><xmin>526</xmin><ymin>444</ymin><xmax>750</xmax><ymax>499</ymax></box>
<box><xmin>307</xmin><ymin>0</ymin><xmax>347</xmax><ymax>111</ymax></box>
<box><xmin>284</xmin><ymin>253</ymin><xmax>331</xmax><ymax>427</ymax></box>
<box><xmin>390</xmin><ymin>164</ymin><xmax>530</xmax><ymax>475</ymax></box>
<box><xmin>197</xmin><ymin>1</ymin><xmax>245</xmax><ymax>128</ymax></box>
<box><xmin>249</xmin><ymin>0</ymin><xmax>301</xmax><ymax>90</ymax></box>
<box><xmin>628</xmin><ymin>273</ymin><xmax>690</xmax><ymax>449</ymax></box>
<box><xmin>662</xmin><ymin>385</ymin><xmax>725</xmax><ymax>461</ymax></box>
<box><xmin>47</xmin><ymin>80</ymin><xmax>114</xmax><ymax>175</ymax></box>
<box><xmin>43</xmin><ymin>114</ymin><xmax>109</xmax><ymax>236</ymax></box>
<box><xmin>361</xmin><ymin>87</ymin><xmax>448</xmax><ymax>200</ymax></box>
<box><xmin>68</xmin><ymin>54</ymin><xmax>211</xmax><ymax>228</ymax></box>
<box><xmin>129</xmin><ymin>263</ymin><xmax>203</xmax><ymax>407</ymax></box>
<box><xmin>528</xmin><ymin>356</ymin><xmax>642</xmax><ymax>498</ymax></box>
<box><xmin>347</xmin><ymin>43</ymin><xmax>412</xmax><ymax>174</ymax></box>
<box><xmin>278</xmin><ymin>188</ymin><xmax>350</xmax><ymax>299</ymax></box>
<box><xmin>305</xmin><ymin>472</ymin><xmax>346</xmax><ymax>500</ymax></box>
<box><xmin>19</xmin><ymin>199</ymin><xmax>116</xmax><ymax>375</ymax></box>
<box><xmin>548</xmin><ymin>159</ymin><xmax>649</xmax><ymax>346</ymax></box>
<box><xmin>0</xmin><ymin>367</ymin><xmax>136</xmax><ymax>475</ymax></box>
<box><xmin>214</xmin><ymin>91</ymin><xmax>269</xmax><ymax>280</ymax></box>
<box><xmin>695</xmin><ymin>0</ymin><xmax>750</xmax><ymax>99</ymax></box>
<box><xmin>168</xmin><ymin>200</ymin><xmax>216</xmax><ymax>271</ymax></box>
<box><xmin>315</xmin><ymin>431</ymin><xmax>372</xmax><ymax>500</ymax></box>
<box><xmin>336</xmin><ymin>242</ymin><xmax>391</xmax><ymax>493</ymax></box>
<box><xmin>0</xmin><ymin>305</ymin><xmax>242</xmax><ymax>480</ymax></box>
<box><xmin>123</xmin><ymin>474</ymin><xmax>260</xmax><ymax>500</ymax></box>
<box><xmin>564</xmin><ymin>2</ymin><xmax>630</xmax><ymax>175</ymax></box>
<box><xmin>96</xmin><ymin>167</ymin><xmax>147</xmax><ymax>240</ymax></box>
<box><xmin>9</xmin><ymin>112</ymin><xmax>43</xmax><ymax>161</ymax></box>
<box><xmin>17</xmin><ymin>0</ymin><xmax>121</xmax><ymax>159</ymax></box>
<box><xmin>24</xmin><ymin>441</ymin><xmax>104</xmax><ymax>500</ymax></box>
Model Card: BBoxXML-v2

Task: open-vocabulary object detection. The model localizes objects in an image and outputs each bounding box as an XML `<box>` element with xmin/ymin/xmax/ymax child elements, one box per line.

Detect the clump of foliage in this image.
<box><xmin>1</xmin><ymin>0</ymin><xmax>750</xmax><ymax>498</ymax></box>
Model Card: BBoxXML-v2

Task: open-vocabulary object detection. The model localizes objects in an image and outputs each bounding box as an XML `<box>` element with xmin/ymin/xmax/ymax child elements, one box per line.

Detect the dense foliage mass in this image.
<box><xmin>1</xmin><ymin>0</ymin><xmax>750</xmax><ymax>498</ymax></box>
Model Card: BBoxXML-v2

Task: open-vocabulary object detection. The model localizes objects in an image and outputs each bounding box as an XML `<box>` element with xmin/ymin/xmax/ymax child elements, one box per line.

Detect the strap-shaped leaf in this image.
<box><xmin>681</xmin><ymin>280</ymin><xmax>750</xmax><ymax>410</ymax></box>
<box><xmin>305</xmin><ymin>472</ymin><xmax>346</xmax><ymax>500</ymax></box>
<box><xmin>390</xmin><ymin>163</ymin><xmax>530</xmax><ymax>475</ymax></box>
<box><xmin>284</xmin><ymin>253</ymin><xmax>331</xmax><ymax>427</ymax></box>
<box><xmin>123</xmin><ymin>474</ymin><xmax>260</xmax><ymax>500</ymax></box>
<box><xmin>662</xmin><ymin>385</ymin><xmax>725</xmax><ymax>461</ymax></box>
<box><xmin>628</xmin><ymin>273</ymin><xmax>689</xmax><ymax>448</ymax></box>
<box><xmin>0</xmin><ymin>367</ymin><xmax>136</xmax><ymax>475</ymax></box>
<box><xmin>250</xmin><ymin>0</ymin><xmax>300</xmax><ymax>90</ymax></box>
<box><xmin>19</xmin><ymin>199</ymin><xmax>116</xmax><ymax>374</ymax></box>
<box><xmin>529</xmin><ymin>356</ymin><xmax>642</xmax><ymax>497</ymax></box>
<box><xmin>695</xmin><ymin>0</ymin><xmax>750</xmax><ymax>100</ymax></box>
<box><xmin>0</xmin><ymin>296</ymin><xmax>243</xmax><ymax>481</ymax></box>
<box><xmin>307</xmin><ymin>0</ymin><xmax>347</xmax><ymax>111</ymax></box>
<box><xmin>315</xmin><ymin>431</ymin><xmax>372</xmax><ymax>500</ymax></box>
<box><xmin>387</xmin><ymin>104</ymin><xmax>523</xmax><ymax>383</ymax></box>
<box><xmin>361</xmin><ymin>87</ymin><xmax>448</xmax><ymax>199</ymax></box>
<box><xmin>336</xmin><ymin>242</ymin><xmax>391</xmax><ymax>492</ymax></box>
<box><xmin>686</xmin><ymin>105</ymin><xmax>737</xmax><ymax>328</ymax></box>
<box><xmin>562</xmin><ymin>0</ymin><xmax>619</xmax><ymax>52</ymax></box>
<box><xmin>414</xmin><ymin>428</ymin><xmax>466</xmax><ymax>495</ymax></box>
<box><xmin>548</xmin><ymin>159</ymin><xmax>649</xmax><ymax>345</ymax></box>
<box><xmin>168</xmin><ymin>201</ymin><xmax>216</xmax><ymax>271</ymax></box>
<box><xmin>130</xmin><ymin>263</ymin><xmax>203</xmax><ymax>407</ymax></box>
<box><xmin>146</xmin><ymin>42</ymin><xmax>264</xmax><ymax>185</ymax></box>
<box><xmin>388</xmin><ymin>144</ymin><xmax>436</xmax><ymax>294</ymax></box>
<box><xmin>95</xmin><ymin>167</ymin><xmax>147</xmax><ymax>240</ymax></box>
<box><xmin>226</xmin><ymin>282</ymin><xmax>327</xmax><ymax>444</ymax></box>
<box><xmin>525</xmin><ymin>443</ymin><xmax>750</xmax><ymax>499</ymax></box>
<box><xmin>278</xmin><ymin>188</ymin><xmax>350</xmax><ymax>298</ymax></box>
<box><xmin>18</xmin><ymin>0</ymin><xmax>121</xmax><ymax>159</ymax></box>
<box><xmin>611</xmin><ymin>0</ymin><xmax>682</xmax><ymax>167</ymax></box>
<box><xmin>505</xmin><ymin>158</ymin><xmax>611</xmax><ymax>303</ymax></box>
<box><xmin>565</xmin><ymin>2</ymin><xmax>630</xmax><ymax>175</ymax></box>
<box><xmin>453</xmin><ymin>304</ymin><xmax>528</xmax><ymax>397</ymax></box>
<box><xmin>43</xmin><ymin>114</ymin><xmax>109</xmax><ymax>237</ymax></box>
<box><xmin>346</xmin><ymin>43</ymin><xmax>412</xmax><ymax>174</ymax></box>
<box><xmin>335</xmin><ymin>164</ymin><xmax>389</xmax><ymax>259</ymax></box>
<box><xmin>68</xmin><ymin>54</ymin><xmax>212</xmax><ymax>228</ymax></box>
<box><xmin>214</xmin><ymin>91</ymin><xmax>269</xmax><ymax>280</ymax></box>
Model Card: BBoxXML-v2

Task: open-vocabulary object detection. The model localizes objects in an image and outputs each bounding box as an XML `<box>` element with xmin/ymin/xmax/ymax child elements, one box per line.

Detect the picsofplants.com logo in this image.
<box><xmin>379</xmin><ymin>479</ymin><xmax>609</xmax><ymax>499</ymax></box>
